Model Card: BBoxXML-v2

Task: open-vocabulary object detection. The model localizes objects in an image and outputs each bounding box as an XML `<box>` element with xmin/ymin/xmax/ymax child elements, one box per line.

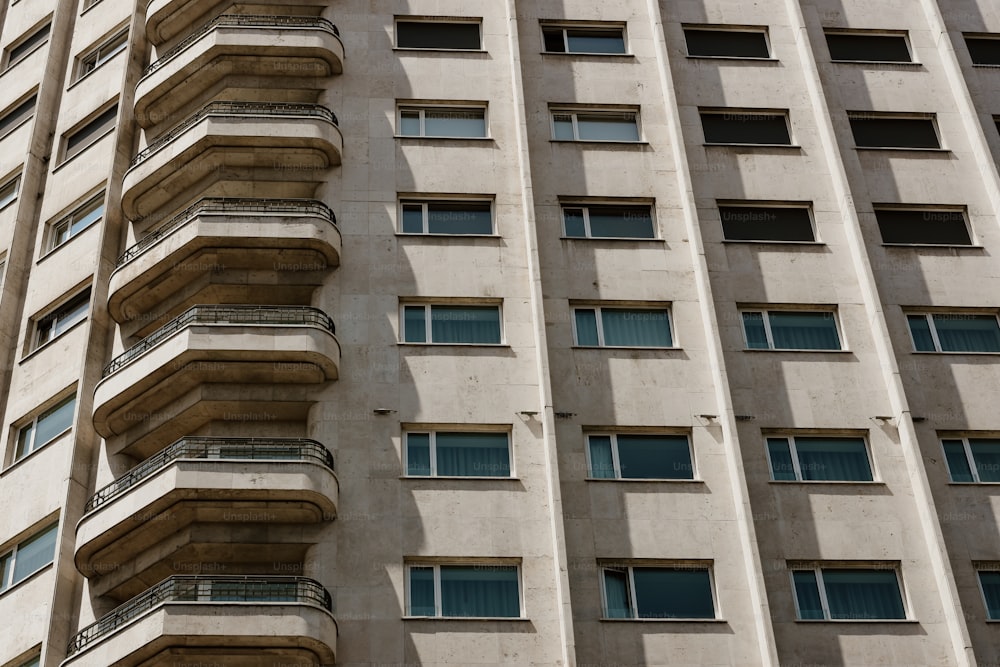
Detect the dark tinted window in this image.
<box><xmin>719</xmin><ymin>205</ymin><xmax>814</xmax><ymax>242</ymax></box>
<box><xmin>396</xmin><ymin>21</ymin><xmax>481</xmax><ymax>50</ymax></box>
<box><xmin>826</xmin><ymin>33</ymin><xmax>911</xmax><ymax>62</ymax></box>
<box><xmin>8</xmin><ymin>23</ymin><xmax>51</xmax><ymax>66</ymax></box>
<box><xmin>701</xmin><ymin>112</ymin><xmax>790</xmax><ymax>145</ymax></box>
<box><xmin>66</xmin><ymin>105</ymin><xmax>118</xmax><ymax>159</ymax></box>
<box><xmin>684</xmin><ymin>29</ymin><xmax>770</xmax><ymax>58</ymax></box>
<box><xmin>542</xmin><ymin>26</ymin><xmax>626</xmax><ymax>54</ymax></box>
<box><xmin>849</xmin><ymin>116</ymin><xmax>939</xmax><ymax>149</ymax></box>
<box><xmin>874</xmin><ymin>209</ymin><xmax>972</xmax><ymax>245</ymax></box>
<box><xmin>965</xmin><ymin>36</ymin><xmax>1000</xmax><ymax>66</ymax></box>
<box><xmin>0</xmin><ymin>95</ymin><xmax>36</xmax><ymax>136</ymax></box>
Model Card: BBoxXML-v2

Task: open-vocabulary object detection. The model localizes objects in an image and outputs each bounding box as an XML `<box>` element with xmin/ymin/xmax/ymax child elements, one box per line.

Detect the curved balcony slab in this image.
<box><xmin>121</xmin><ymin>102</ymin><xmax>342</xmax><ymax>221</ymax></box>
<box><xmin>109</xmin><ymin>199</ymin><xmax>340</xmax><ymax>325</ymax></box>
<box><xmin>146</xmin><ymin>0</ymin><xmax>332</xmax><ymax>44</ymax></box>
<box><xmin>93</xmin><ymin>306</ymin><xmax>340</xmax><ymax>439</ymax></box>
<box><xmin>136</xmin><ymin>16</ymin><xmax>343</xmax><ymax>129</ymax></box>
<box><xmin>63</xmin><ymin>577</ymin><xmax>336</xmax><ymax>667</ymax></box>
<box><xmin>75</xmin><ymin>439</ymin><xmax>337</xmax><ymax>598</ymax></box>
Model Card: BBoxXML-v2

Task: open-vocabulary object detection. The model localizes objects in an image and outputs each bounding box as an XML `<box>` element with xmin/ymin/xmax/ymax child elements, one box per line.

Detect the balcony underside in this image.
<box><xmin>63</xmin><ymin>605</ymin><xmax>336</xmax><ymax>667</ymax></box>
<box><xmin>136</xmin><ymin>26</ymin><xmax>343</xmax><ymax>129</ymax></box>
<box><xmin>93</xmin><ymin>324</ymin><xmax>340</xmax><ymax>440</ymax></box>
<box><xmin>76</xmin><ymin>460</ymin><xmax>336</xmax><ymax>600</ymax></box>
<box><xmin>109</xmin><ymin>213</ymin><xmax>340</xmax><ymax>328</ymax></box>
<box><xmin>122</xmin><ymin>115</ymin><xmax>341</xmax><ymax>221</ymax></box>
<box><xmin>146</xmin><ymin>0</ymin><xmax>331</xmax><ymax>44</ymax></box>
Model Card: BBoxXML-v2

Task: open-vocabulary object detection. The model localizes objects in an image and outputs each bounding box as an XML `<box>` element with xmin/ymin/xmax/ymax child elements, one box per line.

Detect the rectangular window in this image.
<box><xmin>402</xmin><ymin>304</ymin><xmax>502</xmax><ymax>344</ymax></box>
<box><xmin>400</xmin><ymin>199</ymin><xmax>493</xmax><ymax>235</ymax></box>
<box><xmin>741</xmin><ymin>309</ymin><xmax>842</xmax><ymax>350</ymax></box>
<box><xmin>77</xmin><ymin>30</ymin><xmax>128</xmax><ymax>79</ymax></box>
<box><xmin>398</xmin><ymin>105</ymin><xmax>487</xmax><ymax>138</ymax></box>
<box><xmin>64</xmin><ymin>104</ymin><xmax>118</xmax><ymax>160</ymax></box>
<box><xmin>700</xmin><ymin>110</ymin><xmax>791</xmax><ymax>145</ymax></box>
<box><xmin>602</xmin><ymin>565</ymin><xmax>716</xmax><ymax>619</ymax></box>
<box><xmin>792</xmin><ymin>567</ymin><xmax>906</xmax><ymax>620</ymax></box>
<box><xmin>766</xmin><ymin>436</ymin><xmax>874</xmax><ymax>482</ymax></box>
<box><xmin>719</xmin><ymin>204</ymin><xmax>815</xmax><ymax>242</ymax></box>
<box><xmin>406</xmin><ymin>563</ymin><xmax>521</xmax><ymax>617</ymax></box>
<box><xmin>573</xmin><ymin>306</ymin><xmax>673</xmax><ymax>348</ymax></box>
<box><xmin>15</xmin><ymin>395</ymin><xmax>75</xmax><ymax>461</ymax></box>
<box><xmin>825</xmin><ymin>31</ymin><xmax>912</xmax><ymax>63</ymax></box>
<box><xmin>942</xmin><ymin>438</ymin><xmax>1000</xmax><ymax>483</ymax></box>
<box><xmin>542</xmin><ymin>24</ymin><xmax>627</xmax><ymax>54</ymax></box>
<box><xmin>848</xmin><ymin>114</ymin><xmax>940</xmax><ymax>149</ymax></box>
<box><xmin>683</xmin><ymin>27</ymin><xmax>770</xmax><ymax>59</ymax></box>
<box><xmin>587</xmin><ymin>433</ymin><xmax>694</xmax><ymax>480</ymax></box>
<box><xmin>0</xmin><ymin>94</ymin><xmax>36</xmax><ymax>137</ymax></box>
<box><xmin>405</xmin><ymin>431</ymin><xmax>511</xmax><ymax>477</ymax></box>
<box><xmin>34</xmin><ymin>289</ymin><xmax>91</xmax><ymax>349</ymax></box>
<box><xmin>0</xmin><ymin>174</ymin><xmax>19</xmax><ymax>209</ymax></box>
<box><xmin>965</xmin><ymin>36</ymin><xmax>1000</xmax><ymax>66</ymax></box>
<box><xmin>873</xmin><ymin>207</ymin><xmax>972</xmax><ymax>245</ymax></box>
<box><xmin>978</xmin><ymin>571</ymin><xmax>1000</xmax><ymax>619</ymax></box>
<box><xmin>395</xmin><ymin>20</ymin><xmax>481</xmax><ymax>50</ymax></box>
<box><xmin>551</xmin><ymin>109</ymin><xmax>640</xmax><ymax>142</ymax></box>
<box><xmin>907</xmin><ymin>313</ymin><xmax>1000</xmax><ymax>353</ymax></box>
<box><xmin>18</xmin><ymin>657</ymin><xmax>40</xmax><ymax>667</ymax></box>
<box><xmin>0</xmin><ymin>523</ymin><xmax>58</xmax><ymax>591</ymax></box>
<box><xmin>562</xmin><ymin>203</ymin><xmax>655</xmax><ymax>239</ymax></box>
<box><xmin>50</xmin><ymin>194</ymin><xmax>104</xmax><ymax>250</ymax></box>
<box><xmin>5</xmin><ymin>23</ymin><xmax>51</xmax><ymax>70</ymax></box>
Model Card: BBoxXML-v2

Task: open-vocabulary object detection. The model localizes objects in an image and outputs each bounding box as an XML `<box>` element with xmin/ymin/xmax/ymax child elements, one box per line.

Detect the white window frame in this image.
<box><xmin>393</xmin><ymin>18</ymin><xmax>483</xmax><ymax>51</ymax></box>
<box><xmin>765</xmin><ymin>434</ymin><xmax>876</xmax><ymax>482</ymax></box>
<box><xmin>906</xmin><ymin>312</ymin><xmax>1000</xmax><ymax>353</ymax></box>
<box><xmin>682</xmin><ymin>25</ymin><xmax>772</xmax><ymax>60</ymax></box>
<box><xmin>847</xmin><ymin>112</ymin><xmax>942</xmax><ymax>150</ymax></box>
<box><xmin>396</xmin><ymin>104</ymin><xmax>489</xmax><ymax>138</ymax></box>
<box><xmin>790</xmin><ymin>566</ymin><xmax>908</xmax><ymax>621</ymax></box>
<box><xmin>399</xmin><ymin>302</ymin><xmax>504</xmax><ymax>345</ymax></box>
<box><xmin>585</xmin><ymin>432</ymin><xmax>695</xmax><ymax>480</ymax></box>
<box><xmin>824</xmin><ymin>30</ymin><xmax>914</xmax><ymax>65</ymax></box>
<box><xmin>403</xmin><ymin>429</ymin><xmax>513</xmax><ymax>478</ymax></box>
<box><xmin>540</xmin><ymin>23</ymin><xmax>628</xmax><ymax>55</ymax></box>
<box><xmin>0</xmin><ymin>522</ymin><xmax>59</xmax><ymax>592</ymax></box>
<box><xmin>404</xmin><ymin>561</ymin><xmax>524</xmax><ymax>618</ymax></box>
<box><xmin>398</xmin><ymin>197</ymin><xmax>495</xmax><ymax>235</ymax></box>
<box><xmin>13</xmin><ymin>394</ymin><xmax>76</xmax><ymax>462</ymax></box>
<box><xmin>560</xmin><ymin>202</ymin><xmax>656</xmax><ymax>239</ymax></box>
<box><xmin>550</xmin><ymin>107</ymin><xmax>641</xmax><ymax>142</ymax></box>
<box><xmin>599</xmin><ymin>563</ymin><xmax>718</xmax><ymax>620</ymax></box>
<box><xmin>0</xmin><ymin>174</ymin><xmax>19</xmax><ymax>210</ymax></box>
<box><xmin>740</xmin><ymin>308</ymin><xmax>843</xmax><ymax>351</ymax></box>
<box><xmin>76</xmin><ymin>29</ymin><xmax>128</xmax><ymax>80</ymax></box>
<box><xmin>32</xmin><ymin>289</ymin><xmax>91</xmax><ymax>350</ymax></box>
<box><xmin>941</xmin><ymin>437</ymin><xmax>1000</xmax><ymax>483</ymax></box>
<box><xmin>571</xmin><ymin>305</ymin><xmax>675</xmax><ymax>348</ymax></box>
<box><xmin>48</xmin><ymin>193</ymin><xmax>104</xmax><ymax>251</ymax></box>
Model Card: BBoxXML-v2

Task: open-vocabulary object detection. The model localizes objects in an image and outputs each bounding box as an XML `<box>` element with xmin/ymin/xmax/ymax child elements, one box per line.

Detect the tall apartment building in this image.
<box><xmin>2</xmin><ymin>0</ymin><xmax>1000</xmax><ymax>665</ymax></box>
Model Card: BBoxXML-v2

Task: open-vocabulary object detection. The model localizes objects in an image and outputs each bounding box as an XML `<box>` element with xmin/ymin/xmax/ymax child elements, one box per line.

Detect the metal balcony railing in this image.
<box><xmin>143</xmin><ymin>15</ymin><xmax>340</xmax><ymax>77</ymax></box>
<box><xmin>129</xmin><ymin>101</ymin><xmax>338</xmax><ymax>167</ymax></box>
<box><xmin>102</xmin><ymin>305</ymin><xmax>336</xmax><ymax>377</ymax></box>
<box><xmin>66</xmin><ymin>576</ymin><xmax>332</xmax><ymax>656</ymax></box>
<box><xmin>117</xmin><ymin>197</ymin><xmax>335</xmax><ymax>265</ymax></box>
<box><xmin>84</xmin><ymin>437</ymin><xmax>334</xmax><ymax>513</ymax></box>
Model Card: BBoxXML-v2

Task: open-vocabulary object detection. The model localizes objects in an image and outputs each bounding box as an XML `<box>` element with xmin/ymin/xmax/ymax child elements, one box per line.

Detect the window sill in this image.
<box><xmin>401</xmin><ymin>475</ymin><xmax>519</xmax><ymax>481</ymax></box>
<box><xmin>703</xmin><ymin>143</ymin><xmax>801</xmax><ymax>149</ymax></box>
<box><xmin>970</xmin><ymin>64</ymin><xmax>1000</xmax><ymax>69</ymax></box>
<box><xmin>586</xmin><ymin>477</ymin><xmax>703</xmax><ymax>483</ymax></box>
<box><xmin>721</xmin><ymin>239</ymin><xmax>823</xmax><ymax>246</ymax></box>
<box><xmin>404</xmin><ymin>616</ymin><xmax>529</xmax><ymax>621</ymax></box>
<box><xmin>881</xmin><ymin>243</ymin><xmax>983</xmax><ymax>249</ymax></box>
<box><xmin>0</xmin><ymin>563</ymin><xmax>54</xmax><ymax>600</ymax></box>
<box><xmin>398</xmin><ymin>342</ymin><xmax>510</xmax><ymax>348</ymax></box>
<box><xmin>831</xmin><ymin>60</ymin><xmax>922</xmax><ymax>67</ymax></box>
<box><xmin>794</xmin><ymin>618</ymin><xmax>916</xmax><ymax>623</ymax></box>
<box><xmin>911</xmin><ymin>351</ymin><xmax>1000</xmax><ymax>355</ymax></box>
<box><xmin>686</xmin><ymin>56</ymin><xmax>779</xmax><ymax>63</ymax></box>
<box><xmin>947</xmin><ymin>482</ymin><xmax>1000</xmax><ymax>485</ymax></box>
<box><xmin>541</xmin><ymin>51</ymin><xmax>635</xmax><ymax>58</ymax></box>
<box><xmin>396</xmin><ymin>232</ymin><xmax>501</xmax><ymax>239</ymax></box>
<box><xmin>600</xmin><ymin>617</ymin><xmax>726</xmax><ymax>623</ymax></box>
<box><xmin>743</xmin><ymin>348</ymin><xmax>850</xmax><ymax>353</ymax></box>
<box><xmin>395</xmin><ymin>135</ymin><xmax>493</xmax><ymax>142</ymax></box>
<box><xmin>37</xmin><ymin>222</ymin><xmax>102</xmax><ymax>264</ymax></box>
<box><xmin>572</xmin><ymin>345</ymin><xmax>680</xmax><ymax>351</ymax></box>
<box><xmin>854</xmin><ymin>146</ymin><xmax>950</xmax><ymax>153</ymax></box>
<box><xmin>20</xmin><ymin>317</ymin><xmax>90</xmax><ymax>364</ymax></box>
<box><xmin>52</xmin><ymin>126</ymin><xmax>117</xmax><ymax>173</ymax></box>
<box><xmin>550</xmin><ymin>139</ymin><xmax>648</xmax><ymax>146</ymax></box>
<box><xmin>67</xmin><ymin>51</ymin><xmax>125</xmax><ymax>91</ymax></box>
<box><xmin>769</xmin><ymin>480</ymin><xmax>883</xmax><ymax>485</ymax></box>
<box><xmin>560</xmin><ymin>236</ymin><xmax>664</xmax><ymax>242</ymax></box>
<box><xmin>393</xmin><ymin>47</ymin><xmax>488</xmax><ymax>54</ymax></box>
<box><xmin>1</xmin><ymin>428</ymin><xmax>71</xmax><ymax>476</ymax></box>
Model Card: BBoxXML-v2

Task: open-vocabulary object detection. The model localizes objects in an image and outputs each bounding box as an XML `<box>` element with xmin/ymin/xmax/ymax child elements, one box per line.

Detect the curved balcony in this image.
<box><xmin>136</xmin><ymin>16</ymin><xmax>344</xmax><ymax>129</ymax></box>
<box><xmin>145</xmin><ymin>0</ymin><xmax>333</xmax><ymax>44</ymax></box>
<box><xmin>121</xmin><ymin>102</ymin><xmax>342</xmax><ymax>221</ymax></box>
<box><xmin>63</xmin><ymin>576</ymin><xmax>336</xmax><ymax>667</ymax></box>
<box><xmin>108</xmin><ymin>198</ymin><xmax>340</xmax><ymax>327</ymax></box>
<box><xmin>75</xmin><ymin>437</ymin><xmax>337</xmax><ymax>600</ymax></box>
<box><xmin>92</xmin><ymin>305</ymin><xmax>339</xmax><ymax>440</ymax></box>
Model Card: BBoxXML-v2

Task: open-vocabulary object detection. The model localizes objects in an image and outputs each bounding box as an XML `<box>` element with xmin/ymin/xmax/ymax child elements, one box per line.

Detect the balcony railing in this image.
<box><xmin>84</xmin><ymin>437</ymin><xmax>334</xmax><ymax>513</ymax></box>
<box><xmin>102</xmin><ymin>305</ymin><xmax>336</xmax><ymax>377</ymax></box>
<box><xmin>143</xmin><ymin>15</ymin><xmax>340</xmax><ymax>77</ymax></box>
<box><xmin>129</xmin><ymin>102</ymin><xmax>338</xmax><ymax>167</ymax></box>
<box><xmin>66</xmin><ymin>576</ymin><xmax>332</xmax><ymax>656</ymax></box>
<box><xmin>118</xmin><ymin>197</ymin><xmax>335</xmax><ymax>264</ymax></box>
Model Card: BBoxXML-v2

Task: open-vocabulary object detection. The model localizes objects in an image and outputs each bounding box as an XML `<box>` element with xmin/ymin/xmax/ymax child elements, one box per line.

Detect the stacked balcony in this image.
<box><xmin>76</xmin><ymin>1</ymin><xmax>344</xmax><ymax>660</ymax></box>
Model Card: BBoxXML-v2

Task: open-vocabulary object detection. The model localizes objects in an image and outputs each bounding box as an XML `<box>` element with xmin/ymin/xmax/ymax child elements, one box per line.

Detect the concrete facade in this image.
<box><xmin>0</xmin><ymin>0</ymin><xmax>998</xmax><ymax>666</ymax></box>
